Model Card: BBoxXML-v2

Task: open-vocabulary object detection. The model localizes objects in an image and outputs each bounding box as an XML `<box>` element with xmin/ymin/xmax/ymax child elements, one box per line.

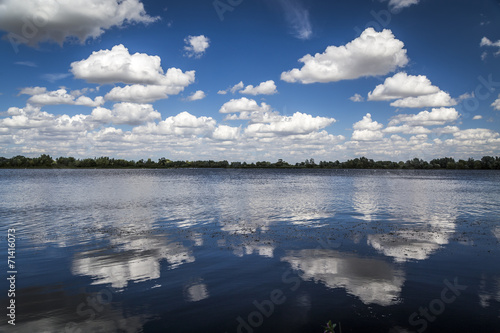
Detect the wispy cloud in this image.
<box><xmin>41</xmin><ymin>73</ymin><xmax>71</xmax><ymax>83</ymax></box>
<box><xmin>15</xmin><ymin>61</ymin><xmax>37</xmax><ymax>67</ymax></box>
<box><xmin>385</xmin><ymin>0</ymin><xmax>420</xmax><ymax>12</ymax></box>
<box><xmin>277</xmin><ymin>0</ymin><xmax>312</xmax><ymax>40</ymax></box>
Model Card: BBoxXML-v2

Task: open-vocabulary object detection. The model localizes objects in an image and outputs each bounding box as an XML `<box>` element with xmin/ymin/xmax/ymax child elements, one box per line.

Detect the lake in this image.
<box><xmin>1</xmin><ymin>169</ymin><xmax>499</xmax><ymax>332</ymax></box>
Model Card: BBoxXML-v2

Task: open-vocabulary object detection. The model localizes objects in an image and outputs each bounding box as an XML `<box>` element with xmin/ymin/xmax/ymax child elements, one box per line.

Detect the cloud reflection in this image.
<box><xmin>282</xmin><ymin>249</ymin><xmax>405</xmax><ymax>306</ymax></box>
<box><xmin>72</xmin><ymin>235</ymin><xmax>194</xmax><ymax>289</ymax></box>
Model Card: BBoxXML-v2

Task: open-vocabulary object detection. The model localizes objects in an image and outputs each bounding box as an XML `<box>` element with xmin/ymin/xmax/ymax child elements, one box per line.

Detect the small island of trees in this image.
<box><xmin>1</xmin><ymin>155</ymin><xmax>500</xmax><ymax>170</ymax></box>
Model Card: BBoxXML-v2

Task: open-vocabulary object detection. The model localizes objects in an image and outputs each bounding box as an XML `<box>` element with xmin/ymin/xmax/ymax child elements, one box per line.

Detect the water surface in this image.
<box><xmin>1</xmin><ymin>169</ymin><xmax>499</xmax><ymax>332</ymax></box>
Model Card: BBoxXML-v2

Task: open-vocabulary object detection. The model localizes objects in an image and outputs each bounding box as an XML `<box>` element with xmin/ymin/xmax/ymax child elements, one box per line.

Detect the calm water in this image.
<box><xmin>1</xmin><ymin>169</ymin><xmax>500</xmax><ymax>333</ymax></box>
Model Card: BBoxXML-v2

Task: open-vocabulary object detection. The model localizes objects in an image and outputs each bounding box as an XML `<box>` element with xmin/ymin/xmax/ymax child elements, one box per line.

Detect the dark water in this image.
<box><xmin>1</xmin><ymin>169</ymin><xmax>499</xmax><ymax>333</ymax></box>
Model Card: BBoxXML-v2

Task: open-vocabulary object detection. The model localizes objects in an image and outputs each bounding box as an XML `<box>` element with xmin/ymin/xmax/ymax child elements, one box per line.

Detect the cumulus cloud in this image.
<box><xmin>433</xmin><ymin>126</ymin><xmax>460</xmax><ymax>134</ymax></box>
<box><xmin>187</xmin><ymin>90</ymin><xmax>206</xmax><ymax>101</ymax></box>
<box><xmin>480</xmin><ymin>37</ymin><xmax>500</xmax><ymax>56</ymax></box>
<box><xmin>71</xmin><ymin>44</ymin><xmax>195</xmax><ymax>86</ymax></box>
<box><xmin>390</xmin><ymin>91</ymin><xmax>456</xmax><ymax>108</ymax></box>
<box><xmin>276</xmin><ymin>0</ymin><xmax>312</xmax><ymax>40</ymax></box>
<box><xmin>0</xmin><ymin>0</ymin><xmax>158</xmax><ymax>48</ymax></box>
<box><xmin>72</xmin><ymin>45</ymin><xmax>195</xmax><ymax>103</ymax></box>
<box><xmin>105</xmin><ymin>85</ymin><xmax>175</xmax><ymax>103</ymax></box>
<box><xmin>212</xmin><ymin>125</ymin><xmax>241</xmax><ymax>141</ymax></box>
<box><xmin>219</xmin><ymin>97</ymin><xmax>272</xmax><ymax>114</ymax></box>
<box><xmin>281</xmin><ymin>28</ymin><xmax>408</xmax><ymax>84</ymax></box>
<box><xmin>368</xmin><ymin>72</ymin><xmax>456</xmax><ymax>108</ymax></box>
<box><xmin>441</xmin><ymin>129</ymin><xmax>500</xmax><ymax>157</ymax></box>
<box><xmin>245</xmin><ymin>112</ymin><xmax>335</xmax><ymax>136</ymax></box>
<box><xmin>368</xmin><ymin>72</ymin><xmax>439</xmax><ymax>100</ymax></box>
<box><xmin>0</xmin><ymin>104</ymin><xmax>93</xmax><ymax>135</ymax></box>
<box><xmin>389</xmin><ymin>108</ymin><xmax>459</xmax><ymax>127</ymax></box>
<box><xmin>133</xmin><ymin>111</ymin><xmax>216</xmax><ymax>136</ymax></box>
<box><xmin>351</xmin><ymin>114</ymin><xmax>384</xmax><ymax>141</ymax></box>
<box><xmin>91</xmin><ymin>103</ymin><xmax>161</xmax><ymax>125</ymax></box>
<box><xmin>240</xmin><ymin>80</ymin><xmax>278</xmax><ymax>95</ymax></box>
<box><xmin>353</xmin><ymin>113</ymin><xmax>383</xmax><ymax>131</ymax></box>
<box><xmin>452</xmin><ymin>128</ymin><xmax>499</xmax><ymax>141</ymax></box>
<box><xmin>473</xmin><ymin>115</ymin><xmax>483</xmax><ymax>120</ymax></box>
<box><xmin>184</xmin><ymin>35</ymin><xmax>210</xmax><ymax>58</ymax></box>
<box><xmin>217</xmin><ymin>82</ymin><xmax>246</xmax><ymax>95</ymax></box>
<box><xmin>383</xmin><ymin>124</ymin><xmax>431</xmax><ymax>134</ymax></box>
<box><xmin>492</xmin><ymin>94</ymin><xmax>500</xmax><ymax>111</ymax></box>
<box><xmin>350</xmin><ymin>94</ymin><xmax>364</xmax><ymax>102</ymax></box>
<box><xmin>21</xmin><ymin>87</ymin><xmax>104</xmax><ymax>107</ymax></box>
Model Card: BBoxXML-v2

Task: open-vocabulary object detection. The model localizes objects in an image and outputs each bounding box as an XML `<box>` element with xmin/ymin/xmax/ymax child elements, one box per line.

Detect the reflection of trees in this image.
<box><xmin>281</xmin><ymin>249</ymin><xmax>405</xmax><ymax>306</ymax></box>
<box><xmin>72</xmin><ymin>235</ymin><xmax>194</xmax><ymax>289</ymax></box>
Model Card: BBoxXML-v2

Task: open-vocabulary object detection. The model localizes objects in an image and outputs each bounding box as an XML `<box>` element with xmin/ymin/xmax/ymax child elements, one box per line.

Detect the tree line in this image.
<box><xmin>1</xmin><ymin>155</ymin><xmax>500</xmax><ymax>170</ymax></box>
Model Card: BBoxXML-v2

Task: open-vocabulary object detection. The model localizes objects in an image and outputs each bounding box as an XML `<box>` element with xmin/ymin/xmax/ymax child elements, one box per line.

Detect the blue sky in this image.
<box><xmin>0</xmin><ymin>0</ymin><xmax>499</xmax><ymax>162</ymax></box>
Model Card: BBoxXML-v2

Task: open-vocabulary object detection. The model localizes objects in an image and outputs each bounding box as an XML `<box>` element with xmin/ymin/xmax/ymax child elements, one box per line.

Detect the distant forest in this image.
<box><xmin>1</xmin><ymin>155</ymin><xmax>500</xmax><ymax>170</ymax></box>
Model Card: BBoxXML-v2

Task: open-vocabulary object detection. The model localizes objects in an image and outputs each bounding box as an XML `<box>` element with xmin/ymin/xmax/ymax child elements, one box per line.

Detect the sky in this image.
<box><xmin>0</xmin><ymin>0</ymin><xmax>499</xmax><ymax>163</ymax></box>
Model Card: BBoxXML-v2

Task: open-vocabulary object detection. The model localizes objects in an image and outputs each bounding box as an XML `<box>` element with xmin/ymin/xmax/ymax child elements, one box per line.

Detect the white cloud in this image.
<box><xmin>390</xmin><ymin>91</ymin><xmax>456</xmax><ymax>108</ymax></box>
<box><xmin>0</xmin><ymin>105</ymin><xmax>93</xmax><ymax>136</ymax></box>
<box><xmin>350</xmin><ymin>94</ymin><xmax>364</xmax><ymax>102</ymax></box>
<box><xmin>71</xmin><ymin>44</ymin><xmax>195</xmax><ymax>86</ymax></box>
<box><xmin>480</xmin><ymin>37</ymin><xmax>500</xmax><ymax>56</ymax></box>
<box><xmin>433</xmin><ymin>126</ymin><xmax>460</xmax><ymax>134</ymax></box>
<box><xmin>389</xmin><ymin>108</ymin><xmax>459</xmax><ymax>127</ymax></box>
<box><xmin>72</xmin><ymin>45</ymin><xmax>195</xmax><ymax>103</ymax></box>
<box><xmin>230</xmin><ymin>82</ymin><xmax>244</xmax><ymax>94</ymax></box>
<box><xmin>19</xmin><ymin>87</ymin><xmax>47</xmax><ymax>96</ymax></box>
<box><xmin>351</xmin><ymin>113</ymin><xmax>384</xmax><ymax>141</ymax></box>
<box><xmin>386</xmin><ymin>0</ymin><xmax>420</xmax><ymax>12</ymax></box>
<box><xmin>0</xmin><ymin>0</ymin><xmax>158</xmax><ymax>47</ymax></box>
<box><xmin>225</xmin><ymin>110</ymin><xmax>283</xmax><ymax>123</ymax></box>
<box><xmin>473</xmin><ymin>115</ymin><xmax>483</xmax><ymax>120</ymax></box>
<box><xmin>91</xmin><ymin>103</ymin><xmax>161</xmax><ymax>125</ymax></box>
<box><xmin>276</xmin><ymin>0</ymin><xmax>312</xmax><ymax>40</ymax></box>
<box><xmin>368</xmin><ymin>72</ymin><xmax>456</xmax><ymax>108</ymax></box>
<box><xmin>218</xmin><ymin>82</ymin><xmax>245</xmax><ymax>95</ymax></box>
<box><xmin>219</xmin><ymin>97</ymin><xmax>271</xmax><ymax>114</ymax></box>
<box><xmin>106</xmin><ymin>85</ymin><xmax>174</xmax><ymax>103</ymax></box>
<box><xmin>353</xmin><ymin>113</ymin><xmax>383</xmax><ymax>131</ymax></box>
<box><xmin>492</xmin><ymin>94</ymin><xmax>500</xmax><ymax>111</ymax></box>
<box><xmin>452</xmin><ymin>128</ymin><xmax>499</xmax><ymax>141</ymax></box>
<box><xmin>368</xmin><ymin>72</ymin><xmax>440</xmax><ymax>101</ymax></box>
<box><xmin>22</xmin><ymin>88</ymin><xmax>104</xmax><ymax>107</ymax></box>
<box><xmin>187</xmin><ymin>90</ymin><xmax>206</xmax><ymax>101</ymax></box>
<box><xmin>281</xmin><ymin>28</ymin><xmax>408</xmax><ymax>84</ymax></box>
<box><xmin>184</xmin><ymin>35</ymin><xmax>210</xmax><ymax>58</ymax></box>
<box><xmin>457</xmin><ymin>92</ymin><xmax>474</xmax><ymax>102</ymax></box>
<box><xmin>212</xmin><ymin>125</ymin><xmax>240</xmax><ymax>141</ymax></box>
<box><xmin>351</xmin><ymin>129</ymin><xmax>385</xmax><ymax>141</ymax></box>
<box><xmin>133</xmin><ymin>111</ymin><xmax>216</xmax><ymax>136</ymax></box>
<box><xmin>240</xmin><ymin>80</ymin><xmax>278</xmax><ymax>95</ymax></box>
<box><xmin>244</xmin><ymin>112</ymin><xmax>335</xmax><ymax>136</ymax></box>
<box><xmin>383</xmin><ymin>124</ymin><xmax>431</xmax><ymax>134</ymax></box>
